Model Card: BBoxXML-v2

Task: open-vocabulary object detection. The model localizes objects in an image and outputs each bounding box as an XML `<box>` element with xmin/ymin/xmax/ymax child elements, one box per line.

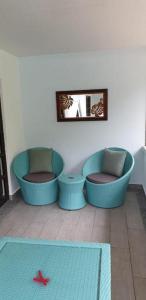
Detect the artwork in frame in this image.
<box><xmin>56</xmin><ymin>89</ymin><xmax>108</xmax><ymax>122</ymax></box>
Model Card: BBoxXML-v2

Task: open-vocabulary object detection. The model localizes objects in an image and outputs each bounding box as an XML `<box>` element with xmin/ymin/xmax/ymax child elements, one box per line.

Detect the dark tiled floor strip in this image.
<box><xmin>128</xmin><ymin>184</ymin><xmax>146</xmax><ymax>229</ymax></box>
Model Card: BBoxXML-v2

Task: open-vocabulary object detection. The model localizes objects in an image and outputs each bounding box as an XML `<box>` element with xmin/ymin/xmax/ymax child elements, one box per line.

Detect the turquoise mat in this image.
<box><xmin>0</xmin><ymin>238</ymin><xmax>111</xmax><ymax>300</ymax></box>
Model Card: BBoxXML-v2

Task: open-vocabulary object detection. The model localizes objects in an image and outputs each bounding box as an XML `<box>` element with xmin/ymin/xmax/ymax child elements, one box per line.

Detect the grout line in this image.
<box><xmin>89</xmin><ymin>207</ymin><xmax>97</xmax><ymax>242</ymax></box>
<box><xmin>134</xmin><ymin>275</ymin><xmax>146</xmax><ymax>279</ymax></box>
<box><xmin>125</xmin><ymin>200</ymin><xmax>137</xmax><ymax>300</ymax></box>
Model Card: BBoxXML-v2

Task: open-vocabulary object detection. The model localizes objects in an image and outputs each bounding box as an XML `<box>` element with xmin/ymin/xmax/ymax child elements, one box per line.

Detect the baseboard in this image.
<box><xmin>10</xmin><ymin>187</ymin><xmax>20</xmax><ymax>196</ymax></box>
<box><xmin>128</xmin><ymin>184</ymin><xmax>145</xmax><ymax>192</ymax></box>
<box><xmin>9</xmin><ymin>189</ymin><xmax>21</xmax><ymax>201</ymax></box>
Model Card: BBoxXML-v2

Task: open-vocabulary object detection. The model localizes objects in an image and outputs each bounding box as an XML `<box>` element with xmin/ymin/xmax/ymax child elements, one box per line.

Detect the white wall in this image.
<box><xmin>20</xmin><ymin>49</ymin><xmax>146</xmax><ymax>184</ymax></box>
<box><xmin>0</xmin><ymin>50</ymin><xmax>26</xmax><ymax>194</ymax></box>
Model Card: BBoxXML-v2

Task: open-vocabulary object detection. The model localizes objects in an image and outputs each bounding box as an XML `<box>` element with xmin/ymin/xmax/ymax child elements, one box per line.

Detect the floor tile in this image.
<box><xmin>23</xmin><ymin>222</ymin><xmax>45</xmax><ymax>238</ymax></box>
<box><xmin>126</xmin><ymin>197</ymin><xmax>144</xmax><ymax>230</ymax></box>
<box><xmin>110</xmin><ymin>206</ymin><xmax>127</xmax><ymax>232</ymax></box>
<box><xmin>91</xmin><ymin>225</ymin><xmax>109</xmax><ymax>243</ymax></box>
<box><xmin>110</xmin><ymin>228</ymin><xmax>129</xmax><ymax>248</ymax></box>
<box><xmin>128</xmin><ymin>229</ymin><xmax>146</xmax><ymax>256</ymax></box>
<box><xmin>131</xmin><ymin>250</ymin><xmax>146</xmax><ymax>278</ymax></box>
<box><xmin>112</xmin><ymin>247</ymin><xmax>135</xmax><ymax>300</ymax></box>
<box><xmin>134</xmin><ymin>277</ymin><xmax>146</xmax><ymax>300</ymax></box>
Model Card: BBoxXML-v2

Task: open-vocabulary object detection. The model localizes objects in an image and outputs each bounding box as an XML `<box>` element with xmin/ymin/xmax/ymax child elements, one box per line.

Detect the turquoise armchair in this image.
<box><xmin>82</xmin><ymin>147</ymin><xmax>134</xmax><ymax>208</ymax></box>
<box><xmin>12</xmin><ymin>148</ymin><xmax>64</xmax><ymax>205</ymax></box>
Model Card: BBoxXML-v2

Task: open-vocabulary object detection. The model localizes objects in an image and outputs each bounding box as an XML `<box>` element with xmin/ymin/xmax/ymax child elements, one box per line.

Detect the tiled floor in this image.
<box><xmin>0</xmin><ymin>189</ymin><xmax>146</xmax><ymax>300</ymax></box>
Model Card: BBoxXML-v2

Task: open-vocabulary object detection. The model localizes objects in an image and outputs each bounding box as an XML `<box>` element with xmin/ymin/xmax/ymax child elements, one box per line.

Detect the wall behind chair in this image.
<box><xmin>20</xmin><ymin>49</ymin><xmax>146</xmax><ymax>184</ymax></box>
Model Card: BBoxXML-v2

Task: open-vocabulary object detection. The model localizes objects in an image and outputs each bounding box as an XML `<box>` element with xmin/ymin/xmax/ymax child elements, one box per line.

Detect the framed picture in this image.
<box><xmin>56</xmin><ymin>89</ymin><xmax>108</xmax><ymax>122</ymax></box>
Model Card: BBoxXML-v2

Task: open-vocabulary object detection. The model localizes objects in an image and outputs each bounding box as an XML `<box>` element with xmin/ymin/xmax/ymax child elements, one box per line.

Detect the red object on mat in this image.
<box><xmin>33</xmin><ymin>270</ymin><xmax>50</xmax><ymax>286</ymax></box>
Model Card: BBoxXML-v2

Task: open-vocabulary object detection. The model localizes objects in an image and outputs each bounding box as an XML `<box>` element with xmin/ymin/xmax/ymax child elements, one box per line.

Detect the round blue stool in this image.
<box><xmin>58</xmin><ymin>174</ymin><xmax>86</xmax><ymax>210</ymax></box>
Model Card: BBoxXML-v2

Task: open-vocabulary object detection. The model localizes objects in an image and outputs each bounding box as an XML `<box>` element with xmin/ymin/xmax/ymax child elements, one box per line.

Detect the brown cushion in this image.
<box><xmin>28</xmin><ymin>148</ymin><xmax>53</xmax><ymax>173</ymax></box>
<box><xmin>86</xmin><ymin>172</ymin><xmax>118</xmax><ymax>184</ymax></box>
<box><xmin>23</xmin><ymin>172</ymin><xmax>56</xmax><ymax>183</ymax></box>
<box><xmin>102</xmin><ymin>149</ymin><xmax>126</xmax><ymax>177</ymax></box>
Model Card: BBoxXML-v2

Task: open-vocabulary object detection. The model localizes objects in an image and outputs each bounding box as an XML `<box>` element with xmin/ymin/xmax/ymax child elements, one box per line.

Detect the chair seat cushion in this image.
<box><xmin>23</xmin><ymin>172</ymin><xmax>56</xmax><ymax>183</ymax></box>
<box><xmin>86</xmin><ymin>172</ymin><xmax>118</xmax><ymax>184</ymax></box>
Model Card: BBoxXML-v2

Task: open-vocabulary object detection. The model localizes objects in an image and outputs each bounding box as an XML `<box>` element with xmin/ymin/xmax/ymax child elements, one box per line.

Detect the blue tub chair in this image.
<box><xmin>12</xmin><ymin>148</ymin><xmax>64</xmax><ymax>205</ymax></box>
<box><xmin>82</xmin><ymin>147</ymin><xmax>134</xmax><ymax>208</ymax></box>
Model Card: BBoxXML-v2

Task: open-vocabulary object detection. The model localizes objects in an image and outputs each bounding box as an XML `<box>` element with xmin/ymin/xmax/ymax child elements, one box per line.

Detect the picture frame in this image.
<box><xmin>56</xmin><ymin>89</ymin><xmax>108</xmax><ymax>122</ymax></box>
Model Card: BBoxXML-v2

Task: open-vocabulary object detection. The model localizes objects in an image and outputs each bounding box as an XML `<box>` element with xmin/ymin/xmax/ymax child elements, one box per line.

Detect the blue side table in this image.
<box><xmin>58</xmin><ymin>174</ymin><xmax>86</xmax><ymax>210</ymax></box>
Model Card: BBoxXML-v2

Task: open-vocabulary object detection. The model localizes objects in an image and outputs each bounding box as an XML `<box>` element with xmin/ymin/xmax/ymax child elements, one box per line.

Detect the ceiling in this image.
<box><xmin>0</xmin><ymin>0</ymin><xmax>146</xmax><ymax>57</ymax></box>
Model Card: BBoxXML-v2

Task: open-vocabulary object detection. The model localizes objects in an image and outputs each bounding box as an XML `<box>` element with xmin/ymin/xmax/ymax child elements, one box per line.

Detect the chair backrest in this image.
<box><xmin>12</xmin><ymin>148</ymin><xmax>64</xmax><ymax>179</ymax></box>
<box><xmin>52</xmin><ymin>151</ymin><xmax>64</xmax><ymax>176</ymax></box>
<box><xmin>13</xmin><ymin>151</ymin><xmax>29</xmax><ymax>179</ymax></box>
<box><xmin>82</xmin><ymin>150</ymin><xmax>104</xmax><ymax>177</ymax></box>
